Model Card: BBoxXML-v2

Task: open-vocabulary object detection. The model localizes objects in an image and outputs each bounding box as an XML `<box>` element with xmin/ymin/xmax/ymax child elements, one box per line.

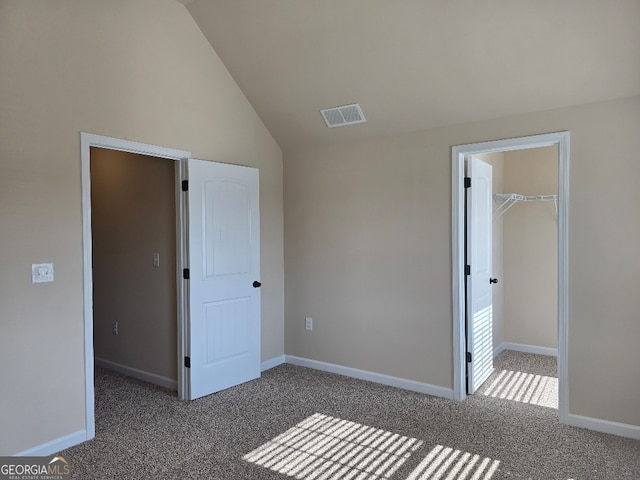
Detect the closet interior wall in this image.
<box><xmin>502</xmin><ymin>146</ymin><xmax>558</xmax><ymax>351</ymax></box>
<box><xmin>476</xmin><ymin>147</ymin><xmax>557</xmax><ymax>355</ymax></box>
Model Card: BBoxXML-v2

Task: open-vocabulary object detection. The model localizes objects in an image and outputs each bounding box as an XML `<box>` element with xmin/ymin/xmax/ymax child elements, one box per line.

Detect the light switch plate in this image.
<box><xmin>32</xmin><ymin>263</ymin><xmax>54</xmax><ymax>283</ymax></box>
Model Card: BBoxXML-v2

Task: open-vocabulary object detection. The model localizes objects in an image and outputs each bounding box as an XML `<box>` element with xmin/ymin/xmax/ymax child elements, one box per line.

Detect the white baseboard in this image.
<box><xmin>15</xmin><ymin>429</ymin><xmax>87</xmax><ymax>457</ymax></box>
<box><xmin>95</xmin><ymin>358</ymin><xmax>177</xmax><ymax>390</ymax></box>
<box><xmin>494</xmin><ymin>342</ymin><xmax>558</xmax><ymax>358</ymax></box>
<box><xmin>285</xmin><ymin>355</ymin><xmax>454</xmax><ymax>400</ymax></box>
<box><xmin>566</xmin><ymin>413</ymin><xmax>640</xmax><ymax>440</ymax></box>
<box><xmin>261</xmin><ymin>355</ymin><xmax>286</xmax><ymax>371</ymax></box>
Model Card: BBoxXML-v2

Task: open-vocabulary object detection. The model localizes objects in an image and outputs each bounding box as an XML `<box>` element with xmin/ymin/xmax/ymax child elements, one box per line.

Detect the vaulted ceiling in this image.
<box><xmin>179</xmin><ymin>0</ymin><xmax>640</xmax><ymax>151</ymax></box>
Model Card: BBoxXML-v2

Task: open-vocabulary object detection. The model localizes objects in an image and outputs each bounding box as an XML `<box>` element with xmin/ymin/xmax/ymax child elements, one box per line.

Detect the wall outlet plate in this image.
<box><xmin>32</xmin><ymin>263</ymin><xmax>54</xmax><ymax>283</ymax></box>
<box><xmin>305</xmin><ymin>317</ymin><xmax>313</xmax><ymax>331</ymax></box>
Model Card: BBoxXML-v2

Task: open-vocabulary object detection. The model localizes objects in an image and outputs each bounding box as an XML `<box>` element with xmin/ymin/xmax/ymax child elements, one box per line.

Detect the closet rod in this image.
<box><xmin>493</xmin><ymin>193</ymin><xmax>558</xmax><ymax>219</ymax></box>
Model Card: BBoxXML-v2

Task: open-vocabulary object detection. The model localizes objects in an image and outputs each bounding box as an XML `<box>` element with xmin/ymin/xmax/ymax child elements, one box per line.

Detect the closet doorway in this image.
<box><xmin>90</xmin><ymin>147</ymin><xmax>179</xmax><ymax>390</ymax></box>
<box><xmin>467</xmin><ymin>147</ymin><xmax>559</xmax><ymax>412</ymax></box>
<box><xmin>81</xmin><ymin>133</ymin><xmax>263</xmax><ymax>440</ymax></box>
<box><xmin>479</xmin><ymin>147</ymin><xmax>558</xmax><ymax>361</ymax></box>
<box><xmin>451</xmin><ymin>132</ymin><xmax>570</xmax><ymax>424</ymax></box>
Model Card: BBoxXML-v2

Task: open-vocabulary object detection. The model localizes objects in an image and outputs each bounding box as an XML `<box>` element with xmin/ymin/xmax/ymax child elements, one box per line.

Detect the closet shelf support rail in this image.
<box><xmin>493</xmin><ymin>193</ymin><xmax>558</xmax><ymax>219</ymax></box>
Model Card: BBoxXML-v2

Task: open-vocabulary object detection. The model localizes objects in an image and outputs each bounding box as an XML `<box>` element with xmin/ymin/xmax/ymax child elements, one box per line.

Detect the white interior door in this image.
<box><xmin>466</xmin><ymin>156</ymin><xmax>494</xmax><ymax>394</ymax></box>
<box><xmin>185</xmin><ymin>158</ymin><xmax>260</xmax><ymax>400</ymax></box>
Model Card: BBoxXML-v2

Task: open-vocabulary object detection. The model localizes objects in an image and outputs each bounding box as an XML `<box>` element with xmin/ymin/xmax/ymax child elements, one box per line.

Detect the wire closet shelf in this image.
<box><xmin>493</xmin><ymin>193</ymin><xmax>558</xmax><ymax>219</ymax></box>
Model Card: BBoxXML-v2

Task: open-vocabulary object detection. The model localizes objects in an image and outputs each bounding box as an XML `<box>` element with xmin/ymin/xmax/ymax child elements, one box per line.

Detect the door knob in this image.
<box><xmin>253</xmin><ymin>281</ymin><xmax>262</xmax><ymax>288</ymax></box>
<box><xmin>489</xmin><ymin>278</ymin><xmax>499</xmax><ymax>284</ymax></box>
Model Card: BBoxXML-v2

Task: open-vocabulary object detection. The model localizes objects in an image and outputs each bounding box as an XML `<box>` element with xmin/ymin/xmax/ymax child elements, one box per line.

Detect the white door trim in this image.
<box><xmin>451</xmin><ymin>131</ymin><xmax>570</xmax><ymax>424</ymax></box>
<box><xmin>80</xmin><ymin>132</ymin><xmax>191</xmax><ymax>440</ymax></box>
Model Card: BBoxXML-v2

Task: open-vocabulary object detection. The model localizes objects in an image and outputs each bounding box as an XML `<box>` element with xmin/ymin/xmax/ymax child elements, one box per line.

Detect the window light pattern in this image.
<box><xmin>470</xmin><ymin>305</ymin><xmax>494</xmax><ymax>391</ymax></box>
<box><xmin>406</xmin><ymin>445</ymin><xmax>500</xmax><ymax>480</ymax></box>
<box><xmin>243</xmin><ymin>413</ymin><xmax>423</xmax><ymax>479</ymax></box>
<box><xmin>244</xmin><ymin>414</ymin><xmax>502</xmax><ymax>480</ymax></box>
<box><xmin>480</xmin><ymin>369</ymin><xmax>558</xmax><ymax>409</ymax></box>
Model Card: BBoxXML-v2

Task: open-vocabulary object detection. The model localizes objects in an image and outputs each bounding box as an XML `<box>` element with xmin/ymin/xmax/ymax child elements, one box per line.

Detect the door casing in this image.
<box><xmin>451</xmin><ymin>132</ymin><xmax>570</xmax><ymax>424</ymax></box>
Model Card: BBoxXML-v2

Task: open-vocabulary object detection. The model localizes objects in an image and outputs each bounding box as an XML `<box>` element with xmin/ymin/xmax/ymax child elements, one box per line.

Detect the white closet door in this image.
<box><xmin>466</xmin><ymin>156</ymin><xmax>494</xmax><ymax>394</ymax></box>
<box><xmin>185</xmin><ymin>159</ymin><xmax>261</xmax><ymax>400</ymax></box>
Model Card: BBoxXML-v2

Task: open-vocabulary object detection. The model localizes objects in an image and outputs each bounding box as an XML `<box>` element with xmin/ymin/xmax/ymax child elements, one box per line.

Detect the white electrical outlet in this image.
<box><xmin>32</xmin><ymin>263</ymin><xmax>54</xmax><ymax>283</ymax></box>
<box><xmin>305</xmin><ymin>317</ymin><xmax>313</xmax><ymax>331</ymax></box>
<box><xmin>153</xmin><ymin>252</ymin><xmax>160</xmax><ymax>267</ymax></box>
<box><xmin>112</xmin><ymin>321</ymin><xmax>119</xmax><ymax>335</ymax></box>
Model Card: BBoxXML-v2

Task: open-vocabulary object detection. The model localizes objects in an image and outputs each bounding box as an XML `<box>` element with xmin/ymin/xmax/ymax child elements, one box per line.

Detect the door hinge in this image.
<box><xmin>181</xmin><ymin>180</ymin><xmax>188</xmax><ymax>192</ymax></box>
<box><xmin>183</xmin><ymin>268</ymin><xmax>190</xmax><ymax>280</ymax></box>
<box><xmin>464</xmin><ymin>177</ymin><xmax>471</xmax><ymax>188</ymax></box>
<box><xmin>466</xmin><ymin>352</ymin><xmax>472</xmax><ymax>363</ymax></box>
<box><xmin>465</xmin><ymin>265</ymin><xmax>471</xmax><ymax>276</ymax></box>
<box><xmin>184</xmin><ymin>356</ymin><xmax>191</xmax><ymax>368</ymax></box>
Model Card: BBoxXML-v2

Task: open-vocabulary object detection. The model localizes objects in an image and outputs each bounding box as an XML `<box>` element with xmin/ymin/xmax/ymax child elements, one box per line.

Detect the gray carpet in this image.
<box><xmin>59</xmin><ymin>351</ymin><xmax>640</xmax><ymax>479</ymax></box>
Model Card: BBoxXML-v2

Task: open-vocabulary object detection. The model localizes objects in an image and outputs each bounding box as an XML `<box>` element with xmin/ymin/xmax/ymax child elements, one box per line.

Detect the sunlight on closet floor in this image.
<box><xmin>476</xmin><ymin>350</ymin><xmax>558</xmax><ymax>409</ymax></box>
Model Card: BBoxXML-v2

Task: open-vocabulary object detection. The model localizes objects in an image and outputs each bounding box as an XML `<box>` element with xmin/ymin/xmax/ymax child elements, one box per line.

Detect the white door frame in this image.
<box><xmin>80</xmin><ymin>132</ymin><xmax>191</xmax><ymax>440</ymax></box>
<box><xmin>451</xmin><ymin>131</ymin><xmax>570</xmax><ymax>424</ymax></box>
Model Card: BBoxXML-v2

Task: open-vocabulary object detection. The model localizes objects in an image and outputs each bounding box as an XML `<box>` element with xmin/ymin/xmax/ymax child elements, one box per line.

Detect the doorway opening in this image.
<box><xmin>81</xmin><ymin>133</ymin><xmax>262</xmax><ymax>442</ymax></box>
<box><xmin>81</xmin><ymin>133</ymin><xmax>190</xmax><ymax>440</ymax></box>
<box><xmin>452</xmin><ymin>132</ymin><xmax>569</xmax><ymax>424</ymax></box>
<box><xmin>90</xmin><ymin>147</ymin><xmax>179</xmax><ymax>392</ymax></box>
<box><xmin>466</xmin><ymin>147</ymin><xmax>559</xmax><ymax>409</ymax></box>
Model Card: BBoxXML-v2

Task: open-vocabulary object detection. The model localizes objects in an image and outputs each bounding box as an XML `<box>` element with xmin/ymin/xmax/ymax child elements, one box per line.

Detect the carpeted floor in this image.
<box><xmin>476</xmin><ymin>350</ymin><xmax>558</xmax><ymax>409</ymax></box>
<box><xmin>59</xmin><ymin>351</ymin><xmax>640</xmax><ymax>479</ymax></box>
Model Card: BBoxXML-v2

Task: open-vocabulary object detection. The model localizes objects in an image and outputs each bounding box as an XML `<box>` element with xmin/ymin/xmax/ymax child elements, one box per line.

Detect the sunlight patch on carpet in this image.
<box><xmin>243</xmin><ymin>413</ymin><xmax>423</xmax><ymax>479</ymax></box>
<box><xmin>480</xmin><ymin>369</ymin><xmax>558</xmax><ymax>409</ymax></box>
<box><xmin>406</xmin><ymin>445</ymin><xmax>500</xmax><ymax>480</ymax></box>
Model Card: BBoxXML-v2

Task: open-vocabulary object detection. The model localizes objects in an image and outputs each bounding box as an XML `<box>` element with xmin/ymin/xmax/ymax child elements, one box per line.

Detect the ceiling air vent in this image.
<box><xmin>320</xmin><ymin>103</ymin><xmax>366</xmax><ymax>128</ymax></box>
